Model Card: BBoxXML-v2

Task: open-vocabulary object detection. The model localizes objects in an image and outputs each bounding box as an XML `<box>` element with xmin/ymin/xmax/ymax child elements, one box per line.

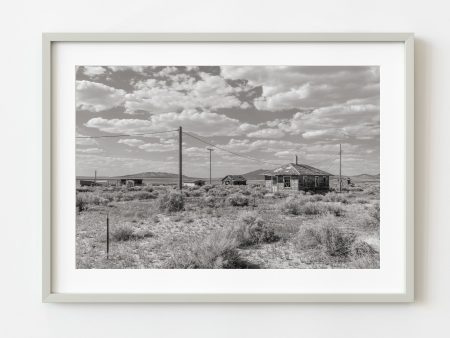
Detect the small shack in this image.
<box><xmin>184</xmin><ymin>179</ymin><xmax>206</xmax><ymax>187</ymax></box>
<box><xmin>221</xmin><ymin>175</ymin><xmax>247</xmax><ymax>186</ymax></box>
<box><xmin>77</xmin><ymin>177</ymin><xmax>118</xmax><ymax>187</ymax></box>
<box><xmin>264</xmin><ymin>161</ymin><xmax>331</xmax><ymax>193</ymax></box>
<box><xmin>117</xmin><ymin>178</ymin><xmax>144</xmax><ymax>186</ymax></box>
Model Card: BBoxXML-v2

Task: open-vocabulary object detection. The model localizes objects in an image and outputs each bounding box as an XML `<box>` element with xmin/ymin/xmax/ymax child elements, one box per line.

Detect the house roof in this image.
<box><xmin>221</xmin><ymin>175</ymin><xmax>247</xmax><ymax>181</ymax></box>
<box><xmin>264</xmin><ymin>163</ymin><xmax>332</xmax><ymax>176</ymax></box>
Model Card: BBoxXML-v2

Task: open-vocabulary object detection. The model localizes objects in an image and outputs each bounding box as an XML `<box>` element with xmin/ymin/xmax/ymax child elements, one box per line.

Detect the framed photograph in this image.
<box><xmin>43</xmin><ymin>33</ymin><xmax>414</xmax><ymax>302</ymax></box>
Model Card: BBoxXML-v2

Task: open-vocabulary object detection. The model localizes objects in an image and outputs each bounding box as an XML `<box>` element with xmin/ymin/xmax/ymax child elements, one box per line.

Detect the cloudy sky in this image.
<box><xmin>76</xmin><ymin>65</ymin><xmax>379</xmax><ymax>178</ymax></box>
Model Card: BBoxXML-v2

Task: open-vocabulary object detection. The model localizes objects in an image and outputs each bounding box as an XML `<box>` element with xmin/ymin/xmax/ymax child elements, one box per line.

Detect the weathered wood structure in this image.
<box><xmin>118</xmin><ymin>178</ymin><xmax>143</xmax><ymax>186</ymax></box>
<box><xmin>264</xmin><ymin>162</ymin><xmax>331</xmax><ymax>193</ymax></box>
<box><xmin>221</xmin><ymin>175</ymin><xmax>247</xmax><ymax>185</ymax></box>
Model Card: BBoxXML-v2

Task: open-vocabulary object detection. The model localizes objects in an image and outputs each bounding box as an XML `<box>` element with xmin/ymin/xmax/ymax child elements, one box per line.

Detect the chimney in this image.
<box><xmin>294</xmin><ymin>154</ymin><xmax>298</xmax><ymax>165</ymax></box>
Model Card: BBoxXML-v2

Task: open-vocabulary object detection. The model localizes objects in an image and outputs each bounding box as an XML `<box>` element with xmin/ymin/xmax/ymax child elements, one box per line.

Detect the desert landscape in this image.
<box><xmin>76</xmin><ymin>173</ymin><xmax>380</xmax><ymax>269</ymax></box>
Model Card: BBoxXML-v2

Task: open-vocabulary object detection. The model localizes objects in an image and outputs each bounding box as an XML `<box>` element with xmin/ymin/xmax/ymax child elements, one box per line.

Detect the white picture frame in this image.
<box><xmin>43</xmin><ymin>33</ymin><xmax>414</xmax><ymax>303</ymax></box>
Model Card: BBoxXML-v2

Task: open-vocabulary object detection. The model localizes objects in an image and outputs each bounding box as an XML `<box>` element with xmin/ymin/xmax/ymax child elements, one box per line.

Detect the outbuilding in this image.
<box><xmin>184</xmin><ymin>179</ymin><xmax>206</xmax><ymax>187</ymax></box>
<box><xmin>264</xmin><ymin>161</ymin><xmax>331</xmax><ymax>193</ymax></box>
<box><xmin>221</xmin><ymin>175</ymin><xmax>247</xmax><ymax>185</ymax></box>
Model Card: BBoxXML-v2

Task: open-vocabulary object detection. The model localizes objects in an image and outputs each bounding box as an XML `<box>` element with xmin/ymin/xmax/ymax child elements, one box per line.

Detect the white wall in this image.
<box><xmin>0</xmin><ymin>0</ymin><xmax>449</xmax><ymax>337</ymax></box>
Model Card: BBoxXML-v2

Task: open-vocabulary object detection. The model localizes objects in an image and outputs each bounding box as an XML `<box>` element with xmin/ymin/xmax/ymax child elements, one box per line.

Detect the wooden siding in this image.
<box><xmin>266</xmin><ymin>174</ymin><xmax>329</xmax><ymax>192</ymax></box>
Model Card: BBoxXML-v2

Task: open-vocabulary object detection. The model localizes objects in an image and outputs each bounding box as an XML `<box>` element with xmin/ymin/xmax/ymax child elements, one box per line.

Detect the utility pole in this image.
<box><xmin>94</xmin><ymin>170</ymin><xmax>97</xmax><ymax>184</ymax></box>
<box><xmin>339</xmin><ymin>144</ymin><xmax>342</xmax><ymax>193</ymax></box>
<box><xmin>207</xmin><ymin>148</ymin><xmax>214</xmax><ymax>184</ymax></box>
<box><xmin>179</xmin><ymin>126</ymin><xmax>183</xmax><ymax>190</ymax></box>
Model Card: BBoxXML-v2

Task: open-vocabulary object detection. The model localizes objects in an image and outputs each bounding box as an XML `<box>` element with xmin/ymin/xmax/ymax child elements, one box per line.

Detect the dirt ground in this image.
<box><xmin>76</xmin><ymin>178</ymin><xmax>380</xmax><ymax>269</ymax></box>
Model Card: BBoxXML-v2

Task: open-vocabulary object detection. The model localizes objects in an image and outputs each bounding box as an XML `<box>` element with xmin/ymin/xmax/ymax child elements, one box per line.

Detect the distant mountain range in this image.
<box><xmin>241</xmin><ymin>169</ymin><xmax>270</xmax><ymax>180</ymax></box>
<box><xmin>113</xmin><ymin>171</ymin><xmax>198</xmax><ymax>180</ymax></box>
<box><xmin>77</xmin><ymin>170</ymin><xmax>380</xmax><ymax>181</ymax></box>
<box><xmin>351</xmin><ymin>173</ymin><xmax>380</xmax><ymax>179</ymax></box>
<box><xmin>330</xmin><ymin>173</ymin><xmax>380</xmax><ymax>180</ymax></box>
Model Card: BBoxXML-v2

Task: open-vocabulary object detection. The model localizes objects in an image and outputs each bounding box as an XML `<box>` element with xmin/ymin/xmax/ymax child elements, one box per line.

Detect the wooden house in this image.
<box><xmin>221</xmin><ymin>175</ymin><xmax>247</xmax><ymax>185</ymax></box>
<box><xmin>264</xmin><ymin>161</ymin><xmax>331</xmax><ymax>193</ymax></box>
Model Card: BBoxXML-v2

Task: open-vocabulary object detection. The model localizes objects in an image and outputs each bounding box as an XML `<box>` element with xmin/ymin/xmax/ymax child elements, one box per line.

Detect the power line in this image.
<box><xmin>305</xmin><ymin>157</ymin><xmax>333</xmax><ymax>167</ymax></box>
<box><xmin>182</xmin><ymin>131</ymin><xmax>283</xmax><ymax>167</ymax></box>
<box><xmin>75</xmin><ymin>129</ymin><xmax>178</xmax><ymax>139</ymax></box>
<box><xmin>320</xmin><ymin>160</ymin><xmax>339</xmax><ymax>174</ymax></box>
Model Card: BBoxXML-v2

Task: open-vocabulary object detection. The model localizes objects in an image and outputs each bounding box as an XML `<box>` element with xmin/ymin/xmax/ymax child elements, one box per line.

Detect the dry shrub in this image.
<box><xmin>167</xmin><ymin>230</ymin><xmax>249</xmax><ymax>269</ymax></box>
<box><xmin>274</xmin><ymin>191</ymin><xmax>288</xmax><ymax>199</ymax></box>
<box><xmin>112</xmin><ymin>224</ymin><xmax>154</xmax><ymax>241</ymax></box>
<box><xmin>351</xmin><ymin>240</ymin><xmax>378</xmax><ymax>258</ymax></box>
<box><xmin>325</xmin><ymin>202</ymin><xmax>345</xmax><ymax>216</ymax></box>
<box><xmin>369</xmin><ymin>202</ymin><xmax>380</xmax><ymax>221</ymax></box>
<box><xmin>112</xmin><ymin>225</ymin><xmax>135</xmax><ymax>241</ymax></box>
<box><xmin>309</xmin><ymin>194</ymin><xmax>324</xmax><ymax>202</ymax></box>
<box><xmin>365</xmin><ymin>185</ymin><xmax>380</xmax><ymax>196</ymax></box>
<box><xmin>201</xmin><ymin>184</ymin><xmax>214</xmax><ymax>192</ymax></box>
<box><xmin>202</xmin><ymin>195</ymin><xmax>218</xmax><ymax>208</ymax></box>
<box><xmin>296</xmin><ymin>216</ymin><xmax>358</xmax><ymax>257</ymax></box>
<box><xmin>296</xmin><ymin>226</ymin><xmax>322</xmax><ymax>249</ymax></box>
<box><xmin>301</xmin><ymin>202</ymin><xmax>325</xmax><ymax>215</ymax></box>
<box><xmin>227</xmin><ymin>193</ymin><xmax>249</xmax><ymax>207</ymax></box>
<box><xmin>279</xmin><ymin>196</ymin><xmax>304</xmax><ymax>215</ymax></box>
<box><xmin>143</xmin><ymin>185</ymin><xmax>154</xmax><ymax>192</ymax></box>
<box><xmin>235</xmin><ymin>212</ymin><xmax>279</xmax><ymax>246</ymax></box>
<box><xmin>133</xmin><ymin>228</ymin><xmax>154</xmax><ymax>239</ymax></box>
<box><xmin>207</xmin><ymin>186</ymin><xmax>229</xmax><ymax>197</ymax></box>
<box><xmin>187</xmin><ymin>189</ymin><xmax>203</xmax><ymax>197</ymax></box>
<box><xmin>279</xmin><ymin>197</ymin><xmax>345</xmax><ymax>217</ymax></box>
<box><xmin>76</xmin><ymin>195</ymin><xmax>87</xmax><ymax>212</ymax></box>
<box><xmin>240</xmin><ymin>189</ymin><xmax>252</xmax><ymax>196</ymax></box>
<box><xmin>132</xmin><ymin>191</ymin><xmax>158</xmax><ymax>200</ymax></box>
<box><xmin>356</xmin><ymin>198</ymin><xmax>370</xmax><ymax>204</ymax></box>
<box><xmin>323</xmin><ymin>192</ymin><xmax>349</xmax><ymax>204</ymax></box>
<box><xmin>322</xmin><ymin>225</ymin><xmax>356</xmax><ymax>256</ymax></box>
<box><xmin>76</xmin><ymin>192</ymin><xmax>109</xmax><ymax>210</ymax></box>
<box><xmin>158</xmin><ymin>191</ymin><xmax>185</xmax><ymax>213</ymax></box>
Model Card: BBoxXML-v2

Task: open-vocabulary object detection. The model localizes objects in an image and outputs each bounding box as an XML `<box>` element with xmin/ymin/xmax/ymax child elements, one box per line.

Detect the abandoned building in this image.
<box><xmin>221</xmin><ymin>175</ymin><xmax>247</xmax><ymax>185</ymax></box>
<box><xmin>117</xmin><ymin>178</ymin><xmax>144</xmax><ymax>186</ymax></box>
<box><xmin>183</xmin><ymin>179</ymin><xmax>206</xmax><ymax>187</ymax></box>
<box><xmin>264</xmin><ymin>159</ymin><xmax>331</xmax><ymax>193</ymax></box>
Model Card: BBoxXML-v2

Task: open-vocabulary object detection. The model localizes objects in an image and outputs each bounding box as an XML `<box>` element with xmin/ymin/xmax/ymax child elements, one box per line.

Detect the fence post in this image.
<box><xmin>106</xmin><ymin>213</ymin><xmax>110</xmax><ymax>259</ymax></box>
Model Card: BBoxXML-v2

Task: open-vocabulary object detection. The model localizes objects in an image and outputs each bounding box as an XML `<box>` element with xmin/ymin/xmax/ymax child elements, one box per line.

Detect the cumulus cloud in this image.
<box><xmin>85</xmin><ymin>109</ymin><xmax>258</xmax><ymax>137</ymax></box>
<box><xmin>247</xmin><ymin>128</ymin><xmax>285</xmax><ymax>139</ymax></box>
<box><xmin>76</xmin><ymin>80</ymin><xmax>126</xmax><ymax>112</ymax></box>
<box><xmin>82</xmin><ymin>66</ymin><xmax>107</xmax><ymax>77</ymax></box>
<box><xmin>222</xmin><ymin>66</ymin><xmax>379</xmax><ymax>112</ymax></box>
<box><xmin>108</xmin><ymin>66</ymin><xmax>146</xmax><ymax>73</ymax></box>
<box><xmin>268</xmin><ymin>101</ymin><xmax>380</xmax><ymax>141</ymax></box>
<box><xmin>220</xmin><ymin>138</ymin><xmax>301</xmax><ymax>154</ymax></box>
<box><xmin>76</xmin><ymin>66</ymin><xmax>380</xmax><ymax>177</ymax></box>
<box><xmin>118</xmin><ymin>139</ymin><xmax>144</xmax><ymax>147</ymax></box>
<box><xmin>76</xmin><ymin>147</ymin><xmax>103</xmax><ymax>154</ymax></box>
<box><xmin>124</xmin><ymin>72</ymin><xmax>244</xmax><ymax>114</ymax></box>
<box><xmin>138</xmin><ymin>142</ymin><xmax>178</xmax><ymax>152</ymax></box>
<box><xmin>184</xmin><ymin>147</ymin><xmax>210</xmax><ymax>158</ymax></box>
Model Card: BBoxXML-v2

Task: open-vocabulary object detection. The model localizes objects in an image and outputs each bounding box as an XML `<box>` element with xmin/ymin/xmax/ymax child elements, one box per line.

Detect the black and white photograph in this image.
<box><xmin>75</xmin><ymin>65</ymin><xmax>380</xmax><ymax>269</ymax></box>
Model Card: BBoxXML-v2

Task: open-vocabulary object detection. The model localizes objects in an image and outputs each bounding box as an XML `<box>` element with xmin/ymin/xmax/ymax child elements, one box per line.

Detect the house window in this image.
<box><xmin>284</xmin><ymin>176</ymin><xmax>291</xmax><ymax>188</ymax></box>
<box><xmin>272</xmin><ymin>177</ymin><xmax>277</xmax><ymax>185</ymax></box>
<box><xmin>277</xmin><ymin>176</ymin><xmax>283</xmax><ymax>183</ymax></box>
